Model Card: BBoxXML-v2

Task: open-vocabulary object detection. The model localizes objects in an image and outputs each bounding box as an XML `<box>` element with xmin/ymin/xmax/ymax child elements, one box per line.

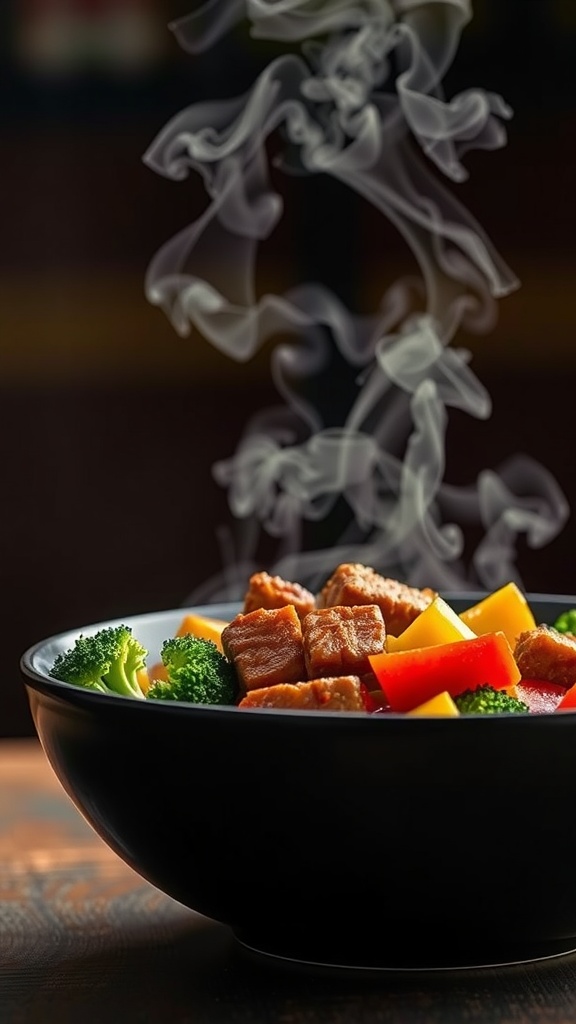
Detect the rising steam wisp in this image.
<box><xmin>144</xmin><ymin>0</ymin><xmax>569</xmax><ymax>599</ymax></box>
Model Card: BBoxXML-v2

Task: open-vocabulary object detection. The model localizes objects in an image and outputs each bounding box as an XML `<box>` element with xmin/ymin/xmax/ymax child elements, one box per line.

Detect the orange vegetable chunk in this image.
<box><xmin>176</xmin><ymin>612</ymin><xmax>228</xmax><ymax>652</ymax></box>
<box><xmin>136</xmin><ymin>668</ymin><xmax>151</xmax><ymax>694</ymax></box>
<box><xmin>369</xmin><ymin>631</ymin><xmax>521</xmax><ymax>713</ymax></box>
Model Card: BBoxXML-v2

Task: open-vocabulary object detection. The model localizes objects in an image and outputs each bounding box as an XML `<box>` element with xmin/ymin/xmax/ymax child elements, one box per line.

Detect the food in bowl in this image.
<box><xmin>20</xmin><ymin>587</ymin><xmax>576</xmax><ymax>971</ymax></box>
<box><xmin>47</xmin><ymin>562</ymin><xmax>576</xmax><ymax>717</ymax></box>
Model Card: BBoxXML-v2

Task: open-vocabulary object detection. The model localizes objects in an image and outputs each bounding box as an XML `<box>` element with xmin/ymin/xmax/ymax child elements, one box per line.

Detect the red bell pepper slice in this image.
<box><xmin>369</xmin><ymin>631</ymin><xmax>520</xmax><ymax>713</ymax></box>
<box><xmin>554</xmin><ymin>681</ymin><xmax>576</xmax><ymax>711</ymax></box>
<box><xmin>516</xmin><ymin>680</ymin><xmax>566</xmax><ymax>714</ymax></box>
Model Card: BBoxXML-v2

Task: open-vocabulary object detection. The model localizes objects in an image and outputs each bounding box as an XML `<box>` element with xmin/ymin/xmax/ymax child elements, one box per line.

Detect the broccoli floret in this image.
<box><xmin>147</xmin><ymin>634</ymin><xmax>237</xmax><ymax>706</ymax></box>
<box><xmin>454</xmin><ymin>684</ymin><xmax>529</xmax><ymax>715</ymax></box>
<box><xmin>50</xmin><ymin>625</ymin><xmax>147</xmax><ymax>699</ymax></box>
<box><xmin>553</xmin><ymin>609</ymin><xmax>576</xmax><ymax>635</ymax></box>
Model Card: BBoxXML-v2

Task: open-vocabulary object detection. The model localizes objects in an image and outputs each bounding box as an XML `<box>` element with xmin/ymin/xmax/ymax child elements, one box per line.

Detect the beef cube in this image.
<box><xmin>238</xmin><ymin>675</ymin><xmax>366</xmax><ymax>712</ymax></box>
<box><xmin>302</xmin><ymin>604</ymin><xmax>386</xmax><ymax>678</ymax></box>
<box><xmin>318</xmin><ymin>562</ymin><xmax>435</xmax><ymax>637</ymax></box>
<box><xmin>514</xmin><ymin>625</ymin><xmax>576</xmax><ymax>689</ymax></box>
<box><xmin>221</xmin><ymin>604</ymin><xmax>306</xmax><ymax>692</ymax></box>
<box><xmin>243</xmin><ymin>571</ymin><xmax>316</xmax><ymax>620</ymax></box>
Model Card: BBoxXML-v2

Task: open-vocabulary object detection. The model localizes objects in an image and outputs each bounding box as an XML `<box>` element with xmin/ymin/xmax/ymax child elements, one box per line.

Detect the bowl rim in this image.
<box><xmin>19</xmin><ymin>592</ymin><xmax>576</xmax><ymax>721</ymax></box>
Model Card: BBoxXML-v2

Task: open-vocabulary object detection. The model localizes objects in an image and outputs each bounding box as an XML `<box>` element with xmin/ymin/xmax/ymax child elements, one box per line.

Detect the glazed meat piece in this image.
<box><xmin>303</xmin><ymin>604</ymin><xmax>386</xmax><ymax>678</ymax></box>
<box><xmin>514</xmin><ymin>625</ymin><xmax>576</xmax><ymax>689</ymax></box>
<box><xmin>243</xmin><ymin>571</ymin><xmax>316</xmax><ymax>620</ymax></box>
<box><xmin>317</xmin><ymin>563</ymin><xmax>435</xmax><ymax>637</ymax></box>
<box><xmin>238</xmin><ymin>675</ymin><xmax>366</xmax><ymax>711</ymax></box>
<box><xmin>221</xmin><ymin>604</ymin><xmax>306</xmax><ymax>692</ymax></box>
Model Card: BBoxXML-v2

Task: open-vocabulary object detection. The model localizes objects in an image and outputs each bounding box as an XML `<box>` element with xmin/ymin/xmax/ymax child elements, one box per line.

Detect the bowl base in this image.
<box><xmin>233</xmin><ymin>931</ymin><xmax>576</xmax><ymax>976</ymax></box>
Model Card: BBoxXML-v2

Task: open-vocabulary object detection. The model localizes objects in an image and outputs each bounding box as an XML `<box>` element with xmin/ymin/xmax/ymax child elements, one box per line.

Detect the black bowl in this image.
<box><xmin>19</xmin><ymin>594</ymin><xmax>576</xmax><ymax>972</ymax></box>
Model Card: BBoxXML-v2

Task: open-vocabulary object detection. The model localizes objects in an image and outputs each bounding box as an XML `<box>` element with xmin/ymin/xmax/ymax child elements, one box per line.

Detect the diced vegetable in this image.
<box><xmin>553</xmin><ymin>609</ymin><xmax>576</xmax><ymax>635</ymax></box>
<box><xmin>386</xmin><ymin>595</ymin><xmax>475</xmax><ymax>652</ymax></box>
<box><xmin>407</xmin><ymin>691</ymin><xmax>460</xmax><ymax>717</ymax></box>
<box><xmin>459</xmin><ymin>582</ymin><xmax>536</xmax><ymax>649</ymax></box>
<box><xmin>554</xmin><ymin>682</ymin><xmax>576</xmax><ymax>711</ymax></box>
<box><xmin>176</xmin><ymin>612</ymin><xmax>228</xmax><ymax>652</ymax></box>
<box><xmin>369</xmin><ymin>632</ymin><xmax>521</xmax><ymax>713</ymax></box>
<box><xmin>513</xmin><ymin>680</ymin><xmax>566</xmax><ymax>714</ymax></box>
<box><xmin>137</xmin><ymin>668</ymin><xmax>151</xmax><ymax>694</ymax></box>
<box><xmin>454</xmin><ymin>683</ymin><xmax>529</xmax><ymax>715</ymax></box>
<box><xmin>148</xmin><ymin>611</ymin><xmax>230</xmax><ymax>682</ymax></box>
<box><xmin>148</xmin><ymin>661</ymin><xmax>169</xmax><ymax>683</ymax></box>
<box><xmin>504</xmin><ymin>683</ymin><xmax>520</xmax><ymax>698</ymax></box>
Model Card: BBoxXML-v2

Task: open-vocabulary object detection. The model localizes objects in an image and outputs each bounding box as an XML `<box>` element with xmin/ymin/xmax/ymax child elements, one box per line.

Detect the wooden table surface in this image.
<box><xmin>4</xmin><ymin>739</ymin><xmax>576</xmax><ymax>1024</ymax></box>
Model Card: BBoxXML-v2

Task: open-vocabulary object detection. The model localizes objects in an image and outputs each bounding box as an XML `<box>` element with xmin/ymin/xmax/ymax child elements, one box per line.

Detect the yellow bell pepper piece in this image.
<box><xmin>136</xmin><ymin>668</ymin><xmax>151</xmax><ymax>694</ymax></box>
<box><xmin>386</xmin><ymin>595</ymin><xmax>476</xmax><ymax>652</ymax></box>
<box><xmin>407</xmin><ymin>691</ymin><xmax>460</xmax><ymax>717</ymax></box>
<box><xmin>459</xmin><ymin>582</ymin><xmax>536</xmax><ymax>650</ymax></box>
<box><xmin>176</xmin><ymin>612</ymin><xmax>229</xmax><ymax>652</ymax></box>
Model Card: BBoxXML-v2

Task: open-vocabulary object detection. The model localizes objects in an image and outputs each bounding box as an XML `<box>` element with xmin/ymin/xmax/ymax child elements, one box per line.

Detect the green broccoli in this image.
<box><xmin>146</xmin><ymin>634</ymin><xmax>238</xmax><ymax>706</ymax></box>
<box><xmin>553</xmin><ymin>609</ymin><xmax>576</xmax><ymax>636</ymax></box>
<box><xmin>50</xmin><ymin>625</ymin><xmax>147</xmax><ymax>699</ymax></box>
<box><xmin>454</xmin><ymin>684</ymin><xmax>529</xmax><ymax>715</ymax></box>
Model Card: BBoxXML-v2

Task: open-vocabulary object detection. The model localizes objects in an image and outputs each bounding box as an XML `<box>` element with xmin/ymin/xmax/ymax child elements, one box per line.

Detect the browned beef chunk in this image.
<box><xmin>243</xmin><ymin>571</ymin><xmax>316</xmax><ymax>620</ymax></box>
<box><xmin>221</xmin><ymin>604</ymin><xmax>306</xmax><ymax>692</ymax></box>
<box><xmin>317</xmin><ymin>563</ymin><xmax>435</xmax><ymax>637</ymax></box>
<box><xmin>302</xmin><ymin>604</ymin><xmax>386</xmax><ymax>678</ymax></box>
<box><xmin>514</xmin><ymin>625</ymin><xmax>576</xmax><ymax>689</ymax></box>
<box><xmin>238</xmin><ymin>675</ymin><xmax>366</xmax><ymax>711</ymax></box>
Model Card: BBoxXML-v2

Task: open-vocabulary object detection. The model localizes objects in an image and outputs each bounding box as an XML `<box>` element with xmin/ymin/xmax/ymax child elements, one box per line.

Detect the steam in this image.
<box><xmin>144</xmin><ymin>0</ymin><xmax>569</xmax><ymax>598</ymax></box>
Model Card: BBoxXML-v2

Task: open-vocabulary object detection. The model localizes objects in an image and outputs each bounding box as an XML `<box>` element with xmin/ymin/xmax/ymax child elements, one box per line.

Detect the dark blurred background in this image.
<box><xmin>2</xmin><ymin>0</ymin><xmax>576</xmax><ymax>735</ymax></box>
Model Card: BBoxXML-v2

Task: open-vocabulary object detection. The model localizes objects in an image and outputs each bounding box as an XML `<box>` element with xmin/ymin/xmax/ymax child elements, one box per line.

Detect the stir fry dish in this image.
<box><xmin>49</xmin><ymin>563</ymin><xmax>576</xmax><ymax>716</ymax></box>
